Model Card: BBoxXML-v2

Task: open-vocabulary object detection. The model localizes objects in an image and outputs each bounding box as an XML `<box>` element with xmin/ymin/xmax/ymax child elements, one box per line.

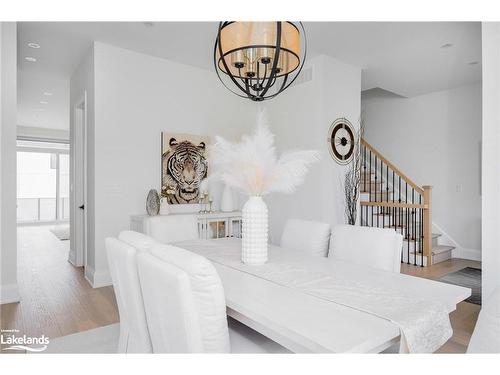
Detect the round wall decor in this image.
<box><xmin>327</xmin><ymin>118</ymin><xmax>355</xmax><ymax>165</ymax></box>
<box><xmin>146</xmin><ymin>189</ymin><xmax>160</xmax><ymax>216</ymax></box>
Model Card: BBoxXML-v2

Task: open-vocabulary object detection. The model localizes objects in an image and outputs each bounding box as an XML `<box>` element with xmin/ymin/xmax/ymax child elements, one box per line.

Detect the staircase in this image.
<box><xmin>359</xmin><ymin>139</ymin><xmax>454</xmax><ymax>267</ymax></box>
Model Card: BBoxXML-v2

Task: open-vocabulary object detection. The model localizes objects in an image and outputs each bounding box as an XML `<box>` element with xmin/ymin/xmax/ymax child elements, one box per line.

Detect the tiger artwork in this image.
<box><xmin>161</xmin><ymin>133</ymin><xmax>209</xmax><ymax>204</ymax></box>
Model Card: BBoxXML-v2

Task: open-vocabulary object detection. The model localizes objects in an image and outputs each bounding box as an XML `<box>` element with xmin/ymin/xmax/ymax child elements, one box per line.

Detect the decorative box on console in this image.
<box><xmin>130</xmin><ymin>211</ymin><xmax>242</xmax><ymax>240</ymax></box>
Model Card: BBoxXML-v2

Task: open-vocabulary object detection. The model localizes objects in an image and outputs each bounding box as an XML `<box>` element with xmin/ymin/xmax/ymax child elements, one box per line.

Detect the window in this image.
<box><xmin>16</xmin><ymin>139</ymin><xmax>70</xmax><ymax>223</ymax></box>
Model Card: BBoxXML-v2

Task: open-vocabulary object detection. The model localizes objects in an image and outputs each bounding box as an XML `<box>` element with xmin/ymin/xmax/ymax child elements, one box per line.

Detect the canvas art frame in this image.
<box><xmin>161</xmin><ymin>132</ymin><xmax>210</xmax><ymax>204</ymax></box>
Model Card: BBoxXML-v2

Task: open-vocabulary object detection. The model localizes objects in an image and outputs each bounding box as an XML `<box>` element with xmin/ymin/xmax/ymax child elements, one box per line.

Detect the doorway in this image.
<box><xmin>16</xmin><ymin>138</ymin><xmax>70</xmax><ymax>225</ymax></box>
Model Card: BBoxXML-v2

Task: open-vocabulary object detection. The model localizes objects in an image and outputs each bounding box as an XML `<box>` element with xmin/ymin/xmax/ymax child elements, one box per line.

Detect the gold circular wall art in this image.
<box><xmin>327</xmin><ymin>118</ymin><xmax>355</xmax><ymax>165</ymax></box>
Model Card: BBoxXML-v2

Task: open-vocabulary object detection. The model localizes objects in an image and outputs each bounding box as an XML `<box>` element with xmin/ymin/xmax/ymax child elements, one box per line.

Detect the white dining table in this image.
<box><xmin>174</xmin><ymin>238</ymin><xmax>471</xmax><ymax>353</ymax></box>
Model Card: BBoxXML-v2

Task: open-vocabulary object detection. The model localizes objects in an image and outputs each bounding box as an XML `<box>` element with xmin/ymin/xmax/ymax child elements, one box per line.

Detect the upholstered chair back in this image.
<box><xmin>138</xmin><ymin>244</ymin><xmax>230</xmax><ymax>353</ymax></box>
<box><xmin>329</xmin><ymin>225</ymin><xmax>403</xmax><ymax>273</ymax></box>
<box><xmin>105</xmin><ymin>237</ymin><xmax>153</xmax><ymax>353</ymax></box>
<box><xmin>118</xmin><ymin>230</ymin><xmax>158</xmax><ymax>253</ymax></box>
<box><xmin>136</xmin><ymin>252</ymin><xmax>204</xmax><ymax>352</ymax></box>
<box><xmin>280</xmin><ymin>219</ymin><xmax>332</xmax><ymax>257</ymax></box>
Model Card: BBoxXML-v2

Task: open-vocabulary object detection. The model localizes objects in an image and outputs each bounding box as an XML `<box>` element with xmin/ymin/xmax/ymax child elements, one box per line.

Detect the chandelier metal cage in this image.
<box><xmin>214</xmin><ymin>22</ymin><xmax>307</xmax><ymax>101</ymax></box>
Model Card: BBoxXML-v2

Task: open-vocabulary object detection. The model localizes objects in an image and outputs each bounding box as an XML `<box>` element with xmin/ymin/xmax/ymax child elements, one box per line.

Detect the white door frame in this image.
<box><xmin>69</xmin><ymin>91</ymin><xmax>87</xmax><ymax>268</ymax></box>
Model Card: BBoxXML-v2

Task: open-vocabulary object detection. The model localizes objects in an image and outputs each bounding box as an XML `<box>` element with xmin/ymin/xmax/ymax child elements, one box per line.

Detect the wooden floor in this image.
<box><xmin>0</xmin><ymin>226</ymin><xmax>118</xmax><ymax>352</ymax></box>
<box><xmin>0</xmin><ymin>226</ymin><xmax>480</xmax><ymax>353</ymax></box>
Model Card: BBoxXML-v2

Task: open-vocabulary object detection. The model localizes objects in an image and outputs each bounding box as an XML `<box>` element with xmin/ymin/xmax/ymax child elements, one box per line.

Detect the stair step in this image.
<box><xmin>432</xmin><ymin>245</ymin><xmax>454</xmax><ymax>255</ymax></box>
<box><xmin>432</xmin><ymin>245</ymin><xmax>453</xmax><ymax>265</ymax></box>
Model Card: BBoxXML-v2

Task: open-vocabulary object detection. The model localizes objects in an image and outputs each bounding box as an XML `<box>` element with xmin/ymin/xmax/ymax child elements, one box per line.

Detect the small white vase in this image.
<box><xmin>241</xmin><ymin>196</ymin><xmax>268</xmax><ymax>265</ymax></box>
<box><xmin>220</xmin><ymin>184</ymin><xmax>235</xmax><ymax>212</ymax></box>
<box><xmin>159</xmin><ymin>198</ymin><xmax>170</xmax><ymax>215</ymax></box>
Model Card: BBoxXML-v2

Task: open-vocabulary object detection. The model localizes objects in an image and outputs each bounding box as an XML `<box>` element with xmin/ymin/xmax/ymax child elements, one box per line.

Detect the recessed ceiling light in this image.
<box><xmin>142</xmin><ymin>22</ymin><xmax>155</xmax><ymax>27</ymax></box>
<box><xmin>43</xmin><ymin>92</ymin><xmax>53</xmax><ymax>96</ymax></box>
<box><xmin>25</xmin><ymin>56</ymin><xmax>37</xmax><ymax>62</ymax></box>
<box><xmin>28</xmin><ymin>42</ymin><xmax>40</xmax><ymax>49</ymax></box>
<box><xmin>40</xmin><ymin>101</ymin><xmax>48</xmax><ymax>104</ymax></box>
<box><xmin>468</xmin><ymin>61</ymin><xmax>479</xmax><ymax>66</ymax></box>
<box><xmin>440</xmin><ymin>43</ymin><xmax>454</xmax><ymax>49</ymax></box>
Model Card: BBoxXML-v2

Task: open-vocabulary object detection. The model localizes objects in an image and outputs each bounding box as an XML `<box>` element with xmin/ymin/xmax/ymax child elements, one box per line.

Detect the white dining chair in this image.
<box><xmin>280</xmin><ymin>219</ymin><xmax>332</xmax><ymax>257</ymax></box>
<box><xmin>118</xmin><ymin>230</ymin><xmax>159</xmax><ymax>252</ymax></box>
<box><xmin>137</xmin><ymin>243</ymin><xmax>289</xmax><ymax>353</ymax></box>
<box><xmin>467</xmin><ymin>287</ymin><xmax>500</xmax><ymax>353</ymax></box>
<box><xmin>105</xmin><ymin>236</ymin><xmax>153</xmax><ymax>353</ymax></box>
<box><xmin>143</xmin><ymin>214</ymin><xmax>199</xmax><ymax>244</ymax></box>
<box><xmin>329</xmin><ymin>225</ymin><xmax>403</xmax><ymax>273</ymax></box>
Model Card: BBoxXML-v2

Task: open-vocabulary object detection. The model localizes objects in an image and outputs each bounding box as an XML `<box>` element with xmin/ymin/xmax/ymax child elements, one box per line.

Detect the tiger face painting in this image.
<box><xmin>161</xmin><ymin>135</ymin><xmax>209</xmax><ymax>204</ymax></box>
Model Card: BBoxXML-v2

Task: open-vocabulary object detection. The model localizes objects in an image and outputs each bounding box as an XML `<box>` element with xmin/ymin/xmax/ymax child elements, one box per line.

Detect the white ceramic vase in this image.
<box><xmin>241</xmin><ymin>196</ymin><xmax>268</xmax><ymax>265</ymax></box>
<box><xmin>220</xmin><ymin>184</ymin><xmax>235</xmax><ymax>212</ymax></box>
<box><xmin>159</xmin><ymin>198</ymin><xmax>170</xmax><ymax>215</ymax></box>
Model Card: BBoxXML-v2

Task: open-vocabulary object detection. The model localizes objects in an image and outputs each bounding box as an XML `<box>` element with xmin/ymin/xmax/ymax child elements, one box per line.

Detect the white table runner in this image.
<box><xmin>175</xmin><ymin>238</ymin><xmax>457</xmax><ymax>353</ymax></box>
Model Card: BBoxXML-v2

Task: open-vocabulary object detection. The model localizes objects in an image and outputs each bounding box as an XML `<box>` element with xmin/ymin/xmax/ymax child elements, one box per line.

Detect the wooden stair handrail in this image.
<box><xmin>360</xmin><ymin>201</ymin><xmax>427</xmax><ymax>209</ymax></box>
<box><xmin>361</xmin><ymin>138</ymin><xmax>424</xmax><ymax>195</ymax></box>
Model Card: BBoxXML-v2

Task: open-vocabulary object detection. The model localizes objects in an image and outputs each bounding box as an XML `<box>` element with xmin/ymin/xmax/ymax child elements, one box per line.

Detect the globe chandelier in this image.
<box><xmin>214</xmin><ymin>22</ymin><xmax>307</xmax><ymax>101</ymax></box>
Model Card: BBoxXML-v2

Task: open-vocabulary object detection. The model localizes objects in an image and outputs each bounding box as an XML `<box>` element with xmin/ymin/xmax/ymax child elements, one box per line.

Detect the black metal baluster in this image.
<box><xmin>375</xmin><ymin>156</ymin><xmax>379</xmax><ymax>227</ymax></box>
<box><xmin>398</xmin><ymin>176</ymin><xmax>402</xmax><ymax>230</ymax></box>
<box><xmin>370</xmin><ymin>150</ymin><xmax>373</xmax><ymax>226</ymax></box>
<box><xmin>368</xmin><ymin>204</ymin><xmax>370</xmax><ymax>228</ymax></box>
<box><xmin>385</xmin><ymin>164</ymin><xmax>389</xmax><ymax>228</ymax></box>
<box><xmin>400</xmin><ymin>206</ymin><xmax>403</xmax><ymax>263</ymax></box>
<box><xmin>392</xmin><ymin>169</ymin><xmax>395</xmax><ymax>230</ymax></box>
<box><xmin>371</xmin><ymin>204</ymin><xmax>373</xmax><ymax>228</ymax></box>
<box><xmin>406</xmin><ymin>206</ymin><xmax>410</xmax><ymax>264</ymax></box>
<box><xmin>386</xmin><ymin>164</ymin><xmax>389</xmax><ymax>202</ymax></box>
<box><xmin>420</xmin><ymin>195</ymin><xmax>423</xmax><ymax>267</ymax></box>
<box><xmin>412</xmin><ymin>188</ymin><xmax>416</xmax><ymax>266</ymax></box>
<box><xmin>363</xmin><ymin>145</ymin><xmax>367</xmax><ymax>193</ymax></box>
<box><xmin>360</xmin><ymin>201</ymin><xmax>363</xmax><ymax>226</ymax></box>
<box><xmin>379</xmin><ymin>159</ymin><xmax>384</xmax><ymax>206</ymax></box>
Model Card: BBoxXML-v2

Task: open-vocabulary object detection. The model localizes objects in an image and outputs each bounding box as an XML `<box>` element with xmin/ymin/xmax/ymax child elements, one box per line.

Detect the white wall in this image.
<box><xmin>75</xmin><ymin>42</ymin><xmax>256</xmax><ymax>286</ymax></box>
<box><xmin>481</xmin><ymin>22</ymin><xmax>500</xmax><ymax>301</ymax></box>
<box><xmin>264</xmin><ymin>55</ymin><xmax>362</xmax><ymax>243</ymax></box>
<box><xmin>362</xmin><ymin>83</ymin><xmax>482</xmax><ymax>260</ymax></box>
<box><xmin>0</xmin><ymin>22</ymin><xmax>19</xmax><ymax>304</ymax></box>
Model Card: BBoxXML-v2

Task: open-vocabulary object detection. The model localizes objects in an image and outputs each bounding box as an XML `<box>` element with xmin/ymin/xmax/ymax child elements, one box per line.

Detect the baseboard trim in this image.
<box><xmin>0</xmin><ymin>284</ymin><xmax>21</xmax><ymax>304</ymax></box>
<box><xmin>452</xmin><ymin>247</ymin><xmax>481</xmax><ymax>262</ymax></box>
<box><xmin>84</xmin><ymin>266</ymin><xmax>112</xmax><ymax>288</ymax></box>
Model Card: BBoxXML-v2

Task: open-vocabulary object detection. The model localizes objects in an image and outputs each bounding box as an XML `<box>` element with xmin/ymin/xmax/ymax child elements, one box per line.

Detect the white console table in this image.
<box><xmin>130</xmin><ymin>211</ymin><xmax>242</xmax><ymax>240</ymax></box>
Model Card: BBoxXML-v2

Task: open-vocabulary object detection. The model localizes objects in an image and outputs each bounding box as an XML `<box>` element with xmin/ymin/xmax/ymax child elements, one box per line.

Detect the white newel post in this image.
<box><xmin>241</xmin><ymin>196</ymin><xmax>268</xmax><ymax>265</ymax></box>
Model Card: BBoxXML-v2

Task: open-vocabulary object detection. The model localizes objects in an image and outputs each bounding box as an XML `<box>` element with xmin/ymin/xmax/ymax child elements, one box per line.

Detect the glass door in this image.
<box><xmin>207</xmin><ymin>219</ymin><xmax>228</xmax><ymax>239</ymax></box>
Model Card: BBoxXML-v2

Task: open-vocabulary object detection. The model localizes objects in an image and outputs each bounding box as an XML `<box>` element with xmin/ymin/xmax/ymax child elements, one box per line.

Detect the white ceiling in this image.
<box><xmin>17</xmin><ymin>21</ymin><xmax>482</xmax><ymax>130</ymax></box>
